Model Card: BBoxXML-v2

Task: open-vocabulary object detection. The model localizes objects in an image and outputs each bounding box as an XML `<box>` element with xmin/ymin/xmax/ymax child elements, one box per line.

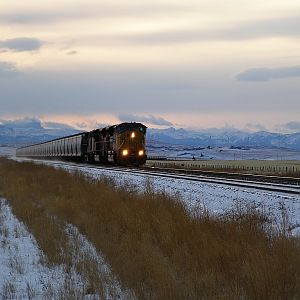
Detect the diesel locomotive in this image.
<box><xmin>16</xmin><ymin>122</ymin><xmax>147</xmax><ymax>166</ymax></box>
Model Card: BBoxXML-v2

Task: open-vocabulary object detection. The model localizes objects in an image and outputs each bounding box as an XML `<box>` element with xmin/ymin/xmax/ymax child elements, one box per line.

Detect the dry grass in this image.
<box><xmin>0</xmin><ymin>157</ymin><xmax>300</xmax><ymax>299</ymax></box>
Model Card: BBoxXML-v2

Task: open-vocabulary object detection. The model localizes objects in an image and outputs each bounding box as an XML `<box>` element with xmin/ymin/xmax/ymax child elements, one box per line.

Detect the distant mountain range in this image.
<box><xmin>147</xmin><ymin>127</ymin><xmax>300</xmax><ymax>150</ymax></box>
<box><xmin>0</xmin><ymin>119</ymin><xmax>81</xmax><ymax>146</ymax></box>
<box><xmin>1</xmin><ymin>118</ymin><xmax>300</xmax><ymax>150</ymax></box>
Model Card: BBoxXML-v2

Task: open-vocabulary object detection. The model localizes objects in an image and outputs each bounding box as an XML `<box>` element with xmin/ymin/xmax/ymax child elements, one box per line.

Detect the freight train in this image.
<box><xmin>16</xmin><ymin>122</ymin><xmax>147</xmax><ymax>166</ymax></box>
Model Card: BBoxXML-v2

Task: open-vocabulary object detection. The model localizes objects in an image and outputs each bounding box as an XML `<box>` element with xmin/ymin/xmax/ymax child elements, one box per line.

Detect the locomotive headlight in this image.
<box><xmin>138</xmin><ymin>150</ymin><xmax>144</xmax><ymax>156</ymax></box>
<box><xmin>131</xmin><ymin>132</ymin><xmax>135</xmax><ymax>138</ymax></box>
<box><xmin>122</xmin><ymin>149</ymin><xmax>128</xmax><ymax>156</ymax></box>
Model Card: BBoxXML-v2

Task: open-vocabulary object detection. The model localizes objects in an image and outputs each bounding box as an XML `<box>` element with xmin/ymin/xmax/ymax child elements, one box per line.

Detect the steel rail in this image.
<box><xmin>143</xmin><ymin>166</ymin><xmax>300</xmax><ymax>185</ymax></box>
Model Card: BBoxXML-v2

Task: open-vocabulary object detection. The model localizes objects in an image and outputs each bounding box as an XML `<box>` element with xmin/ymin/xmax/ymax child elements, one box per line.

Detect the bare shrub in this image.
<box><xmin>8</xmin><ymin>254</ymin><xmax>25</xmax><ymax>274</ymax></box>
<box><xmin>26</xmin><ymin>282</ymin><xmax>36</xmax><ymax>300</ymax></box>
<box><xmin>42</xmin><ymin>281</ymin><xmax>55</xmax><ymax>300</ymax></box>
<box><xmin>1</xmin><ymin>282</ymin><xmax>16</xmax><ymax>300</ymax></box>
<box><xmin>14</xmin><ymin>223</ymin><xmax>26</xmax><ymax>238</ymax></box>
<box><xmin>0</xmin><ymin>223</ymin><xmax>9</xmax><ymax>249</ymax></box>
<box><xmin>58</xmin><ymin>273</ymin><xmax>86</xmax><ymax>300</ymax></box>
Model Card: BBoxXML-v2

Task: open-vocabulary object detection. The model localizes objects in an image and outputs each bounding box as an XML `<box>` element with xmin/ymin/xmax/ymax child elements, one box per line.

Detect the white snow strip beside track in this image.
<box><xmin>0</xmin><ymin>198</ymin><xmax>131</xmax><ymax>299</ymax></box>
<box><xmin>0</xmin><ymin>199</ymin><xmax>65</xmax><ymax>299</ymax></box>
<box><xmin>14</xmin><ymin>158</ymin><xmax>300</xmax><ymax>230</ymax></box>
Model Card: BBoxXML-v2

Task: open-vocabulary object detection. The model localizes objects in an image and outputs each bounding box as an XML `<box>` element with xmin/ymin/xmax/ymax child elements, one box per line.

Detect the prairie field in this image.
<box><xmin>1</xmin><ymin>157</ymin><xmax>300</xmax><ymax>299</ymax></box>
<box><xmin>147</xmin><ymin>159</ymin><xmax>300</xmax><ymax>176</ymax></box>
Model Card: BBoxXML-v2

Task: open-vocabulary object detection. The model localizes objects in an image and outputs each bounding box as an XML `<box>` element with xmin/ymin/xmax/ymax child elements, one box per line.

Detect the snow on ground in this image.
<box><xmin>28</xmin><ymin>160</ymin><xmax>300</xmax><ymax>230</ymax></box>
<box><xmin>0</xmin><ymin>199</ymin><xmax>64</xmax><ymax>299</ymax></box>
<box><xmin>65</xmin><ymin>224</ymin><xmax>134</xmax><ymax>300</ymax></box>
<box><xmin>0</xmin><ymin>198</ymin><xmax>131</xmax><ymax>299</ymax></box>
<box><xmin>148</xmin><ymin>146</ymin><xmax>300</xmax><ymax>160</ymax></box>
<box><xmin>0</xmin><ymin>147</ymin><xmax>16</xmax><ymax>157</ymax></box>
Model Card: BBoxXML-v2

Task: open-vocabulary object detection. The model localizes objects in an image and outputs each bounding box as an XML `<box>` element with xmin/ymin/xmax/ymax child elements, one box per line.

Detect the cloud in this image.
<box><xmin>88</xmin><ymin>15</ymin><xmax>300</xmax><ymax>46</ymax></box>
<box><xmin>118</xmin><ymin>113</ymin><xmax>173</xmax><ymax>126</ymax></box>
<box><xmin>66</xmin><ymin>50</ymin><xmax>78</xmax><ymax>55</ymax></box>
<box><xmin>285</xmin><ymin>121</ymin><xmax>300</xmax><ymax>131</ymax></box>
<box><xmin>0</xmin><ymin>4</ymin><xmax>186</xmax><ymax>24</ymax></box>
<box><xmin>0</xmin><ymin>61</ymin><xmax>19</xmax><ymax>78</ymax></box>
<box><xmin>42</xmin><ymin>121</ymin><xmax>75</xmax><ymax>130</ymax></box>
<box><xmin>236</xmin><ymin>66</ymin><xmax>300</xmax><ymax>82</ymax></box>
<box><xmin>224</xmin><ymin>15</ymin><xmax>300</xmax><ymax>40</ymax></box>
<box><xmin>244</xmin><ymin>123</ymin><xmax>267</xmax><ymax>132</ymax></box>
<box><xmin>0</xmin><ymin>117</ymin><xmax>42</xmax><ymax>129</ymax></box>
<box><xmin>74</xmin><ymin>121</ymin><xmax>109</xmax><ymax>130</ymax></box>
<box><xmin>0</xmin><ymin>38</ymin><xmax>44</xmax><ymax>52</ymax></box>
<box><xmin>274</xmin><ymin>121</ymin><xmax>300</xmax><ymax>133</ymax></box>
<box><xmin>0</xmin><ymin>67</ymin><xmax>299</xmax><ymax>124</ymax></box>
<box><xmin>2</xmin><ymin>5</ymin><xmax>299</xmax><ymax>44</ymax></box>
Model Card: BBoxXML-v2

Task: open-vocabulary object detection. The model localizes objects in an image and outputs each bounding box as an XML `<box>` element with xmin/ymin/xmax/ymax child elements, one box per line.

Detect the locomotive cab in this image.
<box><xmin>114</xmin><ymin>123</ymin><xmax>147</xmax><ymax>166</ymax></box>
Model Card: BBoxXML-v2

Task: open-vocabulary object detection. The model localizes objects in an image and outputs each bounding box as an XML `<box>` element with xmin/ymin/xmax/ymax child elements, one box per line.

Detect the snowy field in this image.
<box><xmin>14</xmin><ymin>159</ymin><xmax>300</xmax><ymax>233</ymax></box>
<box><xmin>148</xmin><ymin>145</ymin><xmax>300</xmax><ymax>161</ymax></box>
<box><xmin>2</xmin><ymin>157</ymin><xmax>300</xmax><ymax>297</ymax></box>
<box><xmin>0</xmin><ymin>147</ymin><xmax>16</xmax><ymax>157</ymax></box>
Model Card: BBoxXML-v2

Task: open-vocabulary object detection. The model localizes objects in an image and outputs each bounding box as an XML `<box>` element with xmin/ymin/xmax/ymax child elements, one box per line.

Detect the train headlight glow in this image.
<box><xmin>131</xmin><ymin>132</ymin><xmax>135</xmax><ymax>138</ymax></box>
<box><xmin>138</xmin><ymin>150</ymin><xmax>144</xmax><ymax>156</ymax></box>
<box><xmin>122</xmin><ymin>149</ymin><xmax>128</xmax><ymax>156</ymax></box>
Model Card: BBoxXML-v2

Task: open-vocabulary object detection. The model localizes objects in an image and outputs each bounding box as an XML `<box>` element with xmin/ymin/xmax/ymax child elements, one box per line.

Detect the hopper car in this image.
<box><xmin>16</xmin><ymin>122</ymin><xmax>147</xmax><ymax>166</ymax></box>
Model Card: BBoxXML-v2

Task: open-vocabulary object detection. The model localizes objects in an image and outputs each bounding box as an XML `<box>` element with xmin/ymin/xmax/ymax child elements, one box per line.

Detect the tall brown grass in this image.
<box><xmin>0</xmin><ymin>157</ymin><xmax>300</xmax><ymax>299</ymax></box>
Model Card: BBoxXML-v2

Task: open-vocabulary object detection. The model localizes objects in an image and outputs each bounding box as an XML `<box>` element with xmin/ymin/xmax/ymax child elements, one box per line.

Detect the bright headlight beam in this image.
<box><xmin>138</xmin><ymin>150</ymin><xmax>144</xmax><ymax>156</ymax></box>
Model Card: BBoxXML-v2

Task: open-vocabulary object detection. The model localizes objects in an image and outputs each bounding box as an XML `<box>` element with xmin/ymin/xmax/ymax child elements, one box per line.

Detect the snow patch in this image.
<box><xmin>0</xmin><ymin>199</ymin><xmax>132</xmax><ymax>299</ymax></box>
<box><xmin>0</xmin><ymin>199</ymin><xmax>64</xmax><ymax>299</ymax></box>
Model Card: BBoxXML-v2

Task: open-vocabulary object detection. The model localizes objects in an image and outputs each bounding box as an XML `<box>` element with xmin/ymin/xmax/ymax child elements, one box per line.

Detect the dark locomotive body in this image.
<box><xmin>16</xmin><ymin>122</ymin><xmax>147</xmax><ymax>166</ymax></box>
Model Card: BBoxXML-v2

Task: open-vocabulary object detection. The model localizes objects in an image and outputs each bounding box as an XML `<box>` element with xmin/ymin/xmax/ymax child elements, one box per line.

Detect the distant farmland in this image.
<box><xmin>146</xmin><ymin>159</ymin><xmax>300</xmax><ymax>176</ymax></box>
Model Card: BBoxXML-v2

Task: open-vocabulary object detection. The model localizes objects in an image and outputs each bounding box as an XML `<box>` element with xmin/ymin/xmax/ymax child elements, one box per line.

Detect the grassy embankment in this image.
<box><xmin>0</xmin><ymin>158</ymin><xmax>300</xmax><ymax>299</ymax></box>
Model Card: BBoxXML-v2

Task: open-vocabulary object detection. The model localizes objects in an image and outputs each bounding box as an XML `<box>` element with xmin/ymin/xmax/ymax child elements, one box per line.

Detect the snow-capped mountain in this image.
<box><xmin>1</xmin><ymin>119</ymin><xmax>300</xmax><ymax>150</ymax></box>
<box><xmin>0</xmin><ymin>118</ymin><xmax>81</xmax><ymax>146</ymax></box>
<box><xmin>147</xmin><ymin>127</ymin><xmax>300</xmax><ymax>150</ymax></box>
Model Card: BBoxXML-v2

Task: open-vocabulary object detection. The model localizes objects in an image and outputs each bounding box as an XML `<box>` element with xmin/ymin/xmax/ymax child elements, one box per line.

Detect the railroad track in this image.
<box><xmin>13</xmin><ymin>158</ymin><xmax>300</xmax><ymax>196</ymax></box>
<box><xmin>143</xmin><ymin>166</ymin><xmax>300</xmax><ymax>185</ymax></box>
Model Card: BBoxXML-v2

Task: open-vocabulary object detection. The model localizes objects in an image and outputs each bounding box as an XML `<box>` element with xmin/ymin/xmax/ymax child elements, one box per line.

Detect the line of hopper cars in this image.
<box><xmin>16</xmin><ymin>122</ymin><xmax>147</xmax><ymax>166</ymax></box>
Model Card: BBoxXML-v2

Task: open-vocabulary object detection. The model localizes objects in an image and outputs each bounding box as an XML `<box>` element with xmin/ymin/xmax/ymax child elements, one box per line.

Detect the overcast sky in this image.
<box><xmin>0</xmin><ymin>0</ymin><xmax>299</xmax><ymax>132</ymax></box>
